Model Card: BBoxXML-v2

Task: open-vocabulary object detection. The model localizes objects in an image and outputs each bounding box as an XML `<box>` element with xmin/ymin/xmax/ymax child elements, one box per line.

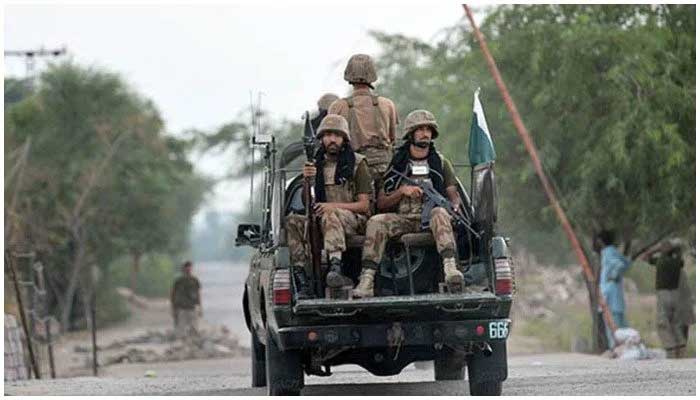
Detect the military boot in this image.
<box><xmin>352</xmin><ymin>268</ymin><xmax>376</xmax><ymax>298</ymax></box>
<box><xmin>443</xmin><ymin>257</ymin><xmax>464</xmax><ymax>285</ymax></box>
<box><xmin>292</xmin><ymin>268</ymin><xmax>314</xmax><ymax>300</ymax></box>
<box><xmin>326</xmin><ymin>258</ymin><xmax>351</xmax><ymax>288</ymax></box>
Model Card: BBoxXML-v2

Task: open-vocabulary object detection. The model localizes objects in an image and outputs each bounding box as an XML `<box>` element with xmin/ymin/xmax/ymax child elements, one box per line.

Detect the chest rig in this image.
<box><xmin>398</xmin><ymin>159</ymin><xmax>434</xmax><ymax>215</ymax></box>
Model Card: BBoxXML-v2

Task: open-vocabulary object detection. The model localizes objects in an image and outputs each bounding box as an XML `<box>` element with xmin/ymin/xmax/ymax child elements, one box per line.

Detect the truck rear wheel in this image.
<box><xmin>466</xmin><ymin>341</ymin><xmax>507</xmax><ymax>396</ymax></box>
<box><xmin>251</xmin><ymin>331</ymin><xmax>266</xmax><ymax>387</ymax></box>
<box><xmin>265</xmin><ymin>330</ymin><xmax>304</xmax><ymax>395</ymax></box>
<box><xmin>469</xmin><ymin>380</ymin><xmax>502</xmax><ymax>396</ymax></box>
<box><xmin>434</xmin><ymin>349</ymin><xmax>466</xmax><ymax>380</ymax></box>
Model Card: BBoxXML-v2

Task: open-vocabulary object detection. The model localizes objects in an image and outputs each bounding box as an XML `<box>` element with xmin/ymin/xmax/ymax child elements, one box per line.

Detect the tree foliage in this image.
<box><xmin>370</xmin><ymin>4</ymin><xmax>695</xmax><ymax>262</ymax></box>
<box><xmin>4</xmin><ymin>62</ymin><xmax>210</xmax><ymax>329</ymax></box>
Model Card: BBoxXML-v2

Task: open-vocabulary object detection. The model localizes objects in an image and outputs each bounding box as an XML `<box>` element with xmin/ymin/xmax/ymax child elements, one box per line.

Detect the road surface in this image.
<box><xmin>6</xmin><ymin>261</ymin><xmax>695</xmax><ymax>395</ymax></box>
<box><xmin>6</xmin><ymin>353</ymin><xmax>695</xmax><ymax>395</ymax></box>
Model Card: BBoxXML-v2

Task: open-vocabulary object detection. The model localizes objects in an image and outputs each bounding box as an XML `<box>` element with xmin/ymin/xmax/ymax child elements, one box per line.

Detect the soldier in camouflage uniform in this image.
<box><xmin>170</xmin><ymin>261</ymin><xmax>202</xmax><ymax>341</ymax></box>
<box><xmin>328</xmin><ymin>54</ymin><xmax>399</xmax><ymax>192</ymax></box>
<box><xmin>286</xmin><ymin>114</ymin><xmax>373</xmax><ymax>298</ymax></box>
<box><xmin>353</xmin><ymin>110</ymin><xmax>464</xmax><ymax>298</ymax></box>
<box><xmin>310</xmin><ymin>93</ymin><xmax>340</xmax><ymax>132</ymax></box>
<box><xmin>647</xmin><ymin>239</ymin><xmax>696</xmax><ymax>358</ymax></box>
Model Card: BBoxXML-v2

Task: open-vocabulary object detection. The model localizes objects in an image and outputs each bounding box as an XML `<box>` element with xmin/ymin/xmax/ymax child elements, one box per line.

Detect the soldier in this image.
<box><xmin>286</xmin><ymin>114</ymin><xmax>373</xmax><ymax>298</ymax></box>
<box><xmin>170</xmin><ymin>261</ymin><xmax>202</xmax><ymax>340</ymax></box>
<box><xmin>353</xmin><ymin>110</ymin><xmax>464</xmax><ymax>298</ymax></box>
<box><xmin>328</xmin><ymin>54</ymin><xmax>399</xmax><ymax>189</ymax></box>
<box><xmin>310</xmin><ymin>93</ymin><xmax>339</xmax><ymax>132</ymax></box>
<box><xmin>646</xmin><ymin>239</ymin><xmax>696</xmax><ymax>358</ymax></box>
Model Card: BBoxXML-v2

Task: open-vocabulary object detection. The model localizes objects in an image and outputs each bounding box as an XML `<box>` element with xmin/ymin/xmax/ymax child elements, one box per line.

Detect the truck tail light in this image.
<box><xmin>273</xmin><ymin>269</ymin><xmax>291</xmax><ymax>305</ymax></box>
<box><xmin>494</xmin><ymin>258</ymin><xmax>513</xmax><ymax>295</ymax></box>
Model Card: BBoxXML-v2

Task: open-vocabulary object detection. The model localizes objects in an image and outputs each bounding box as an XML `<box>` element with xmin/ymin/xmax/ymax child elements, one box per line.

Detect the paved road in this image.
<box><xmin>7</xmin><ymin>261</ymin><xmax>695</xmax><ymax>395</ymax></box>
<box><xmin>6</xmin><ymin>353</ymin><xmax>695</xmax><ymax>396</ymax></box>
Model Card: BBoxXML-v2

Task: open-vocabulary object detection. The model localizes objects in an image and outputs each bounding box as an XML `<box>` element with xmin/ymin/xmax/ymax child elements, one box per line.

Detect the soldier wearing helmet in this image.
<box><xmin>328</xmin><ymin>54</ymin><xmax>399</xmax><ymax>193</ymax></box>
<box><xmin>353</xmin><ymin>110</ymin><xmax>463</xmax><ymax>298</ymax></box>
<box><xmin>310</xmin><ymin>93</ymin><xmax>340</xmax><ymax>132</ymax></box>
<box><xmin>286</xmin><ymin>114</ymin><xmax>374</xmax><ymax>298</ymax></box>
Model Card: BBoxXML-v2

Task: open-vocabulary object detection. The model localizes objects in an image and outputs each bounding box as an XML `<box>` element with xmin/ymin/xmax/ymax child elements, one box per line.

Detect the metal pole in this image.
<box><xmin>46</xmin><ymin>319</ymin><xmax>56</xmax><ymax>379</ymax></box>
<box><xmin>91</xmin><ymin>288</ymin><xmax>98</xmax><ymax>377</ymax></box>
<box><xmin>461</xmin><ymin>4</ymin><xmax>619</xmax><ymax>336</ymax></box>
<box><xmin>34</xmin><ymin>262</ymin><xmax>55</xmax><ymax>378</ymax></box>
<box><xmin>5</xmin><ymin>250</ymin><xmax>41</xmax><ymax>379</ymax></box>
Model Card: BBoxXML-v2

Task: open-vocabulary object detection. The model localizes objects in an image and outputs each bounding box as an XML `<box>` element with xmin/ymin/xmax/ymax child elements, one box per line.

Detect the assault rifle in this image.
<box><xmin>389</xmin><ymin>167</ymin><xmax>480</xmax><ymax>238</ymax></box>
<box><xmin>302</xmin><ymin>111</ymin><xmax>324</xmax><ymax>296</ymax></box>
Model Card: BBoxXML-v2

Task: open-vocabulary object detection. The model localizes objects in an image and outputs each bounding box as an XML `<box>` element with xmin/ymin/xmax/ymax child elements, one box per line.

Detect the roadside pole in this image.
<box><xmin>6</xmin><ymin>250</ymin><xmax>41</xmax><ymax>379</ymax></box>
<box><xmin>90</xmin><ymin>265</ymin><xmax>100</xmax><ymax>377</ymax></box>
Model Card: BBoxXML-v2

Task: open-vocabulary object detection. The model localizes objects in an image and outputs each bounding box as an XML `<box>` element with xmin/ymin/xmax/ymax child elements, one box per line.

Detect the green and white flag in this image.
<box><xmin>468</xmin><ymin>88</ymin><xmax>496</xmax><ymax>167</ymax></box>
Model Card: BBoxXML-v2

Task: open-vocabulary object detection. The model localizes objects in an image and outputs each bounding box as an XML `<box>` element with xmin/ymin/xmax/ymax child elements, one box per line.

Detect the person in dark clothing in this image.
<box><xmin>170</xmin><ymin>261</ymin><xmax>202</xmax><ymax>340</ymax></box>
<box><xmin>647</xmin><ymin>239</ymin><xmax>695</xmax><ymax>358</ymax></box>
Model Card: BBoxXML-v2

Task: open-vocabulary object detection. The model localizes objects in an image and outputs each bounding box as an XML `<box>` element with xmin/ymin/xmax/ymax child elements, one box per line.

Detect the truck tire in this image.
<box><xmin>466</xmin><ymin>341</ymin><xmax>507</xmax><ymax>396</ymax></box>
<box><xmin>434</xmin><ymin>349</ymin><xmax>466</xmax><ymax>380</ymax></box>
<box><xmin>265</xmin><ymin>330</ymin><xmax>304</xmax><ymax>395</ymax></box>
<box><xmin>251</xmin><ymin>331</ymin><xmax>266</xmax><ymax>387</ymax></box>
<box><xmin>469</xmin><ymin>380</ymin><xmax>502</xmax><ymax>396</ymax></box>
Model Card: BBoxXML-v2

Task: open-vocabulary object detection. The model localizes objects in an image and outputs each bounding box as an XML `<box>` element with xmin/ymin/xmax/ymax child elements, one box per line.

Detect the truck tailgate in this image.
<box><xmin>293</xmin><ymin>292</ymin><xmax>511</xmax><ymax>321</ymax></box>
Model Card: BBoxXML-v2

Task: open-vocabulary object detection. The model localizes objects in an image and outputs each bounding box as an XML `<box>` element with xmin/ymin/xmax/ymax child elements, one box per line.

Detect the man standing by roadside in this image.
<box><xmin>647</xmin><ymin>238</ymin><xmax>695</xmax><ymax>358</ymax></box>
<box><xmin>328</xmin><ymin>54</ymin><xmax>399</xmax><ymax>192</ymax></box>
<box><xmin>170</xmin><ymin>261</ymin><xmax>202</xmax><ymax>341</ymax></box>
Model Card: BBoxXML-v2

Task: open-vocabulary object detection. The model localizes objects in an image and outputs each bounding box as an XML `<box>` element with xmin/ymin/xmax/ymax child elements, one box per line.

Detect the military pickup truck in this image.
<box><xmin>236</xmin><ymin>133</ymin><xmax>514</xmax><ymax>396</ymax></box>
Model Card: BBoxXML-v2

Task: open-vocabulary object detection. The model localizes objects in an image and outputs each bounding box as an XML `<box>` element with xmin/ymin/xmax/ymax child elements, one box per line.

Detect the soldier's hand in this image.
<box><xmin>313</xmin><ymin>202</ymin><xmax>335</xmax><ymax>216</ymax></box>
<box><xmin>303</xmin><ymin>162</ymin><xmax>317</xmax><ymax>178</ymax></box>
<box><xmin>400</xmin><ymin>186</ymin><xmax>423</xmax><ymax>199</ymax></box>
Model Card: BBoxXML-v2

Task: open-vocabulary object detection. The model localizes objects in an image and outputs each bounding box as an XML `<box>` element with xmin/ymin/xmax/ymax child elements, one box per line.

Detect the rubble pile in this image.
<box><xmin>76</xmin><ymin>325</ymin><xmax>250</xmax><ymax>367</ymax></box>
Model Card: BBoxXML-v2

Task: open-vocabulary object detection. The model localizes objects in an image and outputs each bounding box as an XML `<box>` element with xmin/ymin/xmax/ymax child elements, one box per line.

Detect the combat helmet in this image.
<box><xmin>402</xmin><ymin>109</ymin><xmax>439</xmax><ymax>140</ymax></box>
<box><xmin>316</xmin><ymin>114</ymin><xmax>350</xmax><ymax>142</ymax></box>
<box><xmin>317</xmin><ymin>93</ymin><xmax>339</xmax><ymax>111</ymax></box>
<box><xmin>344</xmin><ymin>54</ymin><xmax>377</xmax><ymax>88</ymax></box>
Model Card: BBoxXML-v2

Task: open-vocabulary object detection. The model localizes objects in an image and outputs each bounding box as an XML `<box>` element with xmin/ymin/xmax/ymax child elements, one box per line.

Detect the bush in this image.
<box><xmin>108</xmin><ymin>253</ymin><xmax>178</xmax><ymax>298</ymax></box>
<box><xmin>95</xmin><ymin>286</ymin><xmax>130</xmax><ymax>327</ymax></box>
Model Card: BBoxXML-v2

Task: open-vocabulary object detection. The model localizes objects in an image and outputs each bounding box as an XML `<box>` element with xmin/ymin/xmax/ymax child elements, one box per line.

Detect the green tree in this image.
<box><xmin>4</xmin><ymin>62</ymin><xmax>209</xmax><ymax>330</ymax></box>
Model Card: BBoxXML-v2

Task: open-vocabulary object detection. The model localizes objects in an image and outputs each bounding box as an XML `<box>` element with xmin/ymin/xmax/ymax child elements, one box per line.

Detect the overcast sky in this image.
<box><xmin>4</xmin><ymin>3</ymin><xmax>483</xmax><ymax>218</ymax></box>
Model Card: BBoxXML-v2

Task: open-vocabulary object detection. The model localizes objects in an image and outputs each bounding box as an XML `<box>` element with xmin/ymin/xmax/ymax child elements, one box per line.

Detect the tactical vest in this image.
<box><xmin>323</xmin><ymin>153</ymin><xmax>366</xmax><ymax>204</ymax></box>
<box><xmin>344</xmin><ymin>95</ymin><xmax>389</xmax><ymax>149</ymax></box>
<box><xmin>398</xmin><ymin>158</ymin><xmax>434</xmax><ymax>215</ymax></box>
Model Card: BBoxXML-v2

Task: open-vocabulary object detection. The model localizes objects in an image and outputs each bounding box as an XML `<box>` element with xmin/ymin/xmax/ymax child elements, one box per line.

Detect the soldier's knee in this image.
<box><xmin>430</xmin><ymin>207</ymin><xmax>450</xmax><ymax>219</ymax></box>
<box><xmin>366</xmin><ymin>215</ymin><xmax>388</xmax><ymax>234</ymax></box>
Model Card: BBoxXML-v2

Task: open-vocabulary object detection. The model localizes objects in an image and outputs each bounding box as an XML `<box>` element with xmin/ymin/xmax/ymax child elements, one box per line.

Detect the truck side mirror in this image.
<box><xmin>236</xmin><ymin>224</ymin><xmax>262</xmax><ymax>247</ymax></box>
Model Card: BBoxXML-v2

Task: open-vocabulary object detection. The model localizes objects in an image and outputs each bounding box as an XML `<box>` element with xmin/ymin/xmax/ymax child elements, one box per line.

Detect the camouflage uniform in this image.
<box><xmin>171</xmin><ymin>275</ymin><xmax>201</xmax><ymax>340</ymax></box>
<box><xmin>361</xmin><ymin>158</ymin><xmax>458</xmax><ymax>267</ymax></box>
<box><xmin>354</xmin><ymin>110</ymin><xmax>463</xmax><ymax>298</ymax></box>
<box><xmin>286</xmin><ymin>207</ymin><xmax>367</xmax><ymax>267</ymax></box>
<box><xmin>328</xmin><ymin>54</ymin><xmax>399</xmax><ymax>185</ymax></box>
<box><xmin>285</xmin><ymin>115</ymin><xmax>373</xmax><ymax>291</ymax></box>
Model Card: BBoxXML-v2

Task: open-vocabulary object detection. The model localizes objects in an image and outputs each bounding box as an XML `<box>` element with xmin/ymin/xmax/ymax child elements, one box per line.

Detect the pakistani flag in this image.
<box><xmin>468</xmin><ymin>88</ymin><xmax>496</xmax><ymax>167</ymax></box>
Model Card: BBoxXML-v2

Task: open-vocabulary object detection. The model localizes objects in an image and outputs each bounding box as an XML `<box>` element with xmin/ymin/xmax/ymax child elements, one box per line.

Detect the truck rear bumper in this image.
<box><xmin>276</xmin><ymin>319</ymin><xmax>511</xmax><ymax>351</ymax></box>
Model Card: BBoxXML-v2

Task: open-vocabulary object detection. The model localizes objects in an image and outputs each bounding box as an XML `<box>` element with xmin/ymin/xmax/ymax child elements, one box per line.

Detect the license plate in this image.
<box><xmin>488</xmin><ymin>321</ymin><xmax>509</xmax><ymax>339</ymax></box>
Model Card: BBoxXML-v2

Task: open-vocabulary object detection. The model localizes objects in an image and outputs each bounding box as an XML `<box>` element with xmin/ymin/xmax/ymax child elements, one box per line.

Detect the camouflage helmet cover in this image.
<box><xmin>344</xmin><ymin>54</ymin><xmax>377</xmax><ymax>87</ymax></box>
<box><xmin>402</xmin><ymin>109</ymin><xmax>439</xmax><ymax>140</ymax></box>
<box><xmin>316</xmin><ymin>114</ymin><xmax>350</xmax><ymax>141</ymax></box>
<box><xmin>317</xmin><ymin>93</ymin><xmax>339</xmax><ymax>110</ymax></box>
